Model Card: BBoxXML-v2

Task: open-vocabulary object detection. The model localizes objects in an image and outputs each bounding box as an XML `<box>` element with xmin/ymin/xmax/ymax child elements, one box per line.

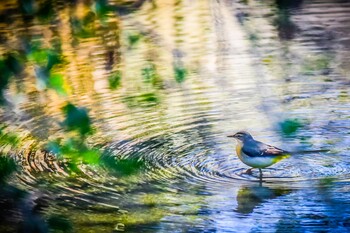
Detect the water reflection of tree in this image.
<box><xmin>0</xmin><ymin>1</ymin><xmax>151</xmax><ymax>232</ymax></box>
<box><xmin>274</xmin><ymin>0</ymin><xmax>303</xmax><ymax>40</ymax></box>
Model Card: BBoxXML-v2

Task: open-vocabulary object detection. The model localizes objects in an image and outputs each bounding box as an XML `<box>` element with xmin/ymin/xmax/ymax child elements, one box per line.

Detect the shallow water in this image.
<box><xmin>1</xmin><ymin>0</ymin><xmax>350</xmax><ymax>232</ymax></box>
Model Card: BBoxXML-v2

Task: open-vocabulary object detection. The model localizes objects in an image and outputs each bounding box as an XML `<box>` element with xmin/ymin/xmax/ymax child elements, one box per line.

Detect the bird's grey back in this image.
<box><xmin>242</xmin><ymin>139</ymin><xmax>286</xmax><ymax>157</ymax></box>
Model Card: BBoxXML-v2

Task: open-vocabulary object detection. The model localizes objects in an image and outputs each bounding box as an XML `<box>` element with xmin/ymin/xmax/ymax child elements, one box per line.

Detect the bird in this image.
<box><xmin>227</xmin><ymin>131</ymin><xmax>328</xmax><ymax>179</ymax></box>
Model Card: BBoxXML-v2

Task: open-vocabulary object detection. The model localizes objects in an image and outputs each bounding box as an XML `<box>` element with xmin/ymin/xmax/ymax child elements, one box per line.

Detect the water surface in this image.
<box><xmin>1</xmin><ymin>0</ymin><xmax>350</xmax><ymax>232</ymax></box>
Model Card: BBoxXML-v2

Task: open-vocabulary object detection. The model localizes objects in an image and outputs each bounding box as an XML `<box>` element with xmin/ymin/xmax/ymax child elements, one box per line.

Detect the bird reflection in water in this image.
<box><xmin>235</xmin><ymin>185</ymin><xmax>292</xmax><ymax>215</ymax></box>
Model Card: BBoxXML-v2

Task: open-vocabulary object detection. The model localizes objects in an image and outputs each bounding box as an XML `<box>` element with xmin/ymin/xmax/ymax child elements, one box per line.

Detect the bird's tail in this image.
<box><xmin>289</xmin><ymin>149</ymin><xmax>329</xmax><ymax>155</ymax></box>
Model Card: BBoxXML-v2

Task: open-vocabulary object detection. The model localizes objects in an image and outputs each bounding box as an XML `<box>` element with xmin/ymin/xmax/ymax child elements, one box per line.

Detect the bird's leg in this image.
<box><xmin>259</xmin><ymin>168</ymin><xmax>263</xmax><ymax>180</ymax></box>
<box><xmin>243</xmin><ymin>168</ymin><xmax>254</xmax><ymax>175</ymax></box>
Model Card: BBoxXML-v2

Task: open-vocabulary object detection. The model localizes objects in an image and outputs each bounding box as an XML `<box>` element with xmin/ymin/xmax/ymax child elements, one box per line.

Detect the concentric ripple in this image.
<box><xmin>1</xmin><ymin>0</ymin><xmax>350</xmax><ymax>231</ymax></box>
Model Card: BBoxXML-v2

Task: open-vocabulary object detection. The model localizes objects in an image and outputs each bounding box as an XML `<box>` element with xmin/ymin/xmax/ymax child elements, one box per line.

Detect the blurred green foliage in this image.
<box><xmin>0</xmin><ymin>155</ymin><xmax>17</xmax><ymax>184</ymax></box>
<box><xmin>109</xmin><ymin>71</ymin><xmax>122</xmax><ymax>90</ymax></box>
<box><xmin>62</xmin><ymin>103</ymin><xmax>92</xmax><ymax>136</ymax></box>
<box><xmin>279</xmin><ymin>118</ymin><xmax>303</xmax><ymax>135</ymax></box>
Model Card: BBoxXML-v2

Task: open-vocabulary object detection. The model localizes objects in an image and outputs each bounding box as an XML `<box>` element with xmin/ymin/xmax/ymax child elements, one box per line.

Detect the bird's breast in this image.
<box><xmin>235</xmin><ymin>143</ymin><xmax>244</xmax><ymax>160</ymax></box>
<box><xmin>235</xmin><ymin>143</ymin><xmax>278</xmax><ymax>168</ymax></box>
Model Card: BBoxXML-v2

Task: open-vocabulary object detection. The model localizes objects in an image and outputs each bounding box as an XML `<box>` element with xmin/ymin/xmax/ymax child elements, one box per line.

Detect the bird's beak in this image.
<box><xmin>227</xmin><ymin>134</ymin><xmax>236</xmax><ymax>138</ymax></box>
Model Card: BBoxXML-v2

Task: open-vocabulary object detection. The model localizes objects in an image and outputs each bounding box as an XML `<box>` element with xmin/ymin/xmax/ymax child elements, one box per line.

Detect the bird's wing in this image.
<box><xmin>242</xmin><ymin>140</ymin><xmax>288</xmax><ymax>157</ymax></box>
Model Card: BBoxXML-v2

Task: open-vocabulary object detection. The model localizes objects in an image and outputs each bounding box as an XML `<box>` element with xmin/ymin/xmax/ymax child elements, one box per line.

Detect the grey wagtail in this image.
<box><xmin>227</xmin><ymin>131</ymin><xmax>328</xmax><ymax>178</ymax></box>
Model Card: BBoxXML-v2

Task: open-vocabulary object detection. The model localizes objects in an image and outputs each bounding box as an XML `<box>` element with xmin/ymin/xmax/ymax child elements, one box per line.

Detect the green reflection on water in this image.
<box><xmin>71</xmin><ymin>13</ymin><xmax>96</xmax><ymax>39</ymax></box>
<box><xmin>0</xmin><ymin>127</ymin><xmax>20</xmax><ymax>147</ymax></box>
<box><xmin>0</xmin><ymin>155</ymin><xmax>17</xmax><ymax>183</ymax></box>
<box><xmin>109</xmin><ymin>71</ymin><xmax>122</xmax><ymax>90</ymax></box>
<box><xmin>100</xmin><ymin>154</ymin><xmax>144</xmax><ymax>177</ymax></box>
<box><xmin>174</xmin><ymin>65</ymin><xmax>187</xmax><ymax>83</ymax></box>
<box><xmin>0</xmin><ymin>0</ymin><xmax>350</xmax><ymax>232</ymax></box>
<box><xmin>47</xmin><ymin>214</ymin><xmax>73</xmax><ymax>233</ymax></box>
<box><xmin>49</xmin><ymin>73</ymin><xmax>67</xmax><ymax>95</ymax></box>
<box><xmin>128</xmin><ymin>33</ymin><xmax>142</xmax><ymax>48</ymax></box>
<box><xmin>142</xmin><ymin>63</ymin><xmax>161</xmax><ymax>86</ymax></box>
<box><xmin>0</xmin><ymin>53</ymin><xmax>24</xmax><ymax>103</ymax></box>
<box><xmin>301</xmin><ymin>55</ymin><xmax>332</xmax><ymax>75</ymax></box>
<box><xmin>62</xmin><ymin>103</ymin><xmax>92</xmax><ymax>137</ymax></box>
<box><xmin>279</xmin><ymin>118</ymin><xmax>303</xmax><ymax>135</ymax></box>
<box><xmin>123</xmin><ymin>92</ymin><xmax>160</xmax><ymax>108</ymax></box>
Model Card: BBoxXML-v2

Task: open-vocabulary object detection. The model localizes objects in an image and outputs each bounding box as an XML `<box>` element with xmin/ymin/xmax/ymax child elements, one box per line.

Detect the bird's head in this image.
<box><xmin>227</xmin><ymin>131</ymin><xmax>253</xmax><ymax>142</ymax></box>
